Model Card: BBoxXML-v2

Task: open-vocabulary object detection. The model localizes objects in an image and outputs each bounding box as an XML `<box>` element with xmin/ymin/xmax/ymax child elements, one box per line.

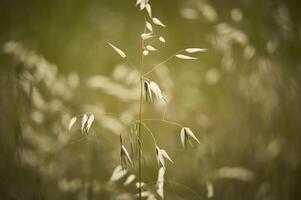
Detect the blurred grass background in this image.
<box><xmin>0</xmin><ymin>0</ymin><xmax>301</xmax><ymax>199</ymax></box>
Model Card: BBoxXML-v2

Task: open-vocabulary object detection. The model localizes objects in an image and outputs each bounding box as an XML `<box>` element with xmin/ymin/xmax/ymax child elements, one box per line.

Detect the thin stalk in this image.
<box><xmin>143</xmin><ymin>49</ymin><xmax>185</xmax><ymax>76</ymax></box>
<box><xmin>138</xmin><ymin>24</ymin><xmax>146</xmax><ymax>200</ymax></box>
<box><xmin>147</xmin><ymin>37</ymin><xmax>159</xmax><ymax>46</ymax></box>
<box><xmin>142</xmin><ymin>118</ymin><xmax>184</xmax><ymax>128</ymax></box>
<box><xmin>125</xmin><ymin>58</ymin><xmax>140</xmax><ymax>73</ymax></box>
<box><xmin>139</xmin><ymin>120</ymin><xmax>157</xmax><ymax>145</ymax></box>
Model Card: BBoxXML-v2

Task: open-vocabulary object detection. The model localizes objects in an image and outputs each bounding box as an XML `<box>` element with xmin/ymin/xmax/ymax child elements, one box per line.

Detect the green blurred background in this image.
<box><xmin>0</xmin><ymin>0</ymin><xmax>300</xmax><ymax>199</ymax></box>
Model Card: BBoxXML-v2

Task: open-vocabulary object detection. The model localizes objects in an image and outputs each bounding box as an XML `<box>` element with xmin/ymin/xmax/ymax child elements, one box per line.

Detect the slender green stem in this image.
<box><xmin>162</xmin><ymin>104</ymin><xmax>168</xmax><ymax>120</ymax></box>
<box><xmin>142</xmin><ymin>118</ymin><xmax>184</xmax><ymax>128</ymax></box>
<box><xmin>125</xmin><ymin>58</ymin><xmax>140</xmax><ymax>73</ymax></box>
<box><xmin>143</xmin><ymin>49</ymin><xmax>185</xmax><ymax>76</ymax></box>
<box><xmin>139</xmin><ymin>121</ymin><xmax>157</xmax><ymax>145</ymax></box>
<box><xmin>138</xmin><ymin>23</ymin><xmax>147</xmax><ymax>200</ymax></box>
<box><xmin>64</xmin><ymin>134</ymin><xmax>87</xmax><ymax>147</ymax></box>
<box><xmin>147</xmin><ymin>37</ymin><xmax>159</xmax><ymax>46</ymax></box>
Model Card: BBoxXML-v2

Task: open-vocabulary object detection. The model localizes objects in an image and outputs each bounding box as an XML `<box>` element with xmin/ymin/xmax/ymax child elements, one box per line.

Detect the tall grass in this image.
<box><xmin>102</xmin><ymin>1</ymin><xmax>206</xmax><ymax>199</ymax></box>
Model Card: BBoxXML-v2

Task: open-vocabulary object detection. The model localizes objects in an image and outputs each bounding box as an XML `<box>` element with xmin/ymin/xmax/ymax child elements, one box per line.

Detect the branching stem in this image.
<box><xmin>136</xmin><ymin>120</ymin><xmax>157</xmax><ymax>145</ymax></box>
<box><xmin>143</xmin><ymin>49</ymin><xmax>185</xmax><ymax>76</ymax></box>
<box><xmin>142</xmin><ymin>118</ymin><xmax>184</xmax><ymax>128</ymax></box>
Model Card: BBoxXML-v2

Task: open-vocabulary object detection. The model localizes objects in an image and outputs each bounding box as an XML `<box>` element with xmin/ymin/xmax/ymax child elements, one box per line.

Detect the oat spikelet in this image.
<box><xmin>123</xmin><ymin>174</ymin><xmax>136</xmax><ymax>186</ymax></box>
<box><xmin>120</xmin><ymin>135</ymin><xmax>133</xmax><ymax>168</ymax></box>
<box><xmin>143</xmin><ymin>50</ymin><xmax>149</xmax><ymax>56</ymax></box>
<box><xmin>143</xmin><ymin>80</ymin><xmax>152</xmax><ymax>102</ymax></box>
<box><xmin>155</xmin><ymin>146</ymin><xmax>173</xmax><ymax>169</ymax></box>
<box><xmin>86</xmin><ymin>114</ymin><xmax>94</xmax><ymax>132</ymax></box>
<box><xmin>152</xmin><ymin>17</ymin><xmax>166</xmax><ymax>27</ymax></box>
<box><xmin>146</xmin><ymin>22</ymin><xmax>153</xmax><ymax>32</ymax></box>
<box><xmin>110</xmin><ymin>165</ymin><xmax>127</xmax><ymax>182</ymax></box>
<box><xmin>176</xmin><ymin>54</ymin><xmax>198</xmax><ymax>60</ymax></box>
<box><xmin>185</xmin><ymin>48</ymin><xmax>207</xmax><ymax>53</ymax></box>
<box><xmin>107</xmin><ymin>42</ymin><xmax>127</xmax><ymax>58</ymax></box>
<box><xmin>145</xmin><ymin>3</ymin><xmax>152</xmax><ymax>17</ymax></box>
<box><xmin>156</xmin><ymin>167</ymin><xmax>165</xmax><ymax>199</ymax></box>
<box><xmin>149</xmin><ymin>81</ymin><xmax>166</xmax><ymax>104</ymax></box>
<box><xmin>146</xmin><ymin>45</ymin><xmax>157</xmax><ymax>51</ymax></box>
<box><xmin>159</xmin><ymin>36</ymin><xmax>166</xmax><ymax>43</ymax></box>
<box><xmin>81</xmin><ymin>114</ymin><xmax>94</xmax><ymax>133</ymax></box>
<box><xmin>206</xmin><ymin>182</ymin><xmax>214</xmax><ymax>198</ymax></box>
<box><xmin>81</xmin><ymin>114</ymin><xmax>88</xmax><ymax>132</ymax></box>
<box><xmin>68</xmin><ymin>117</ymin><xmax>77</xmax><ymax>130</ymax></box>
<box><xmin>141</xmin><ymin>33</ymin><xmax>154</xmax><ymax>40</ymax></box>
<box><xmin>180</xmin><ymin>127</ymin><xmax>200</xmax><ymax>148</ymax></box>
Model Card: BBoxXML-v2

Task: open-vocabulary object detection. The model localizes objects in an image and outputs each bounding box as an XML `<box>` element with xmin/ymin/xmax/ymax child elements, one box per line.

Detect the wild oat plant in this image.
<box><xmin>69</xmin><ymin>0</ymin><xmax>206</xmax><ymax>199</ymax></box>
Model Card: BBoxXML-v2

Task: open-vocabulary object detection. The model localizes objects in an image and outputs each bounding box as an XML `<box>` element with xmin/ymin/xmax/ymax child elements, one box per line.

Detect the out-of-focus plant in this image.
<box><xmin>176</xmin><ymin>1</ymin><xmax>301</xmax><ymax>200</ymax></box>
